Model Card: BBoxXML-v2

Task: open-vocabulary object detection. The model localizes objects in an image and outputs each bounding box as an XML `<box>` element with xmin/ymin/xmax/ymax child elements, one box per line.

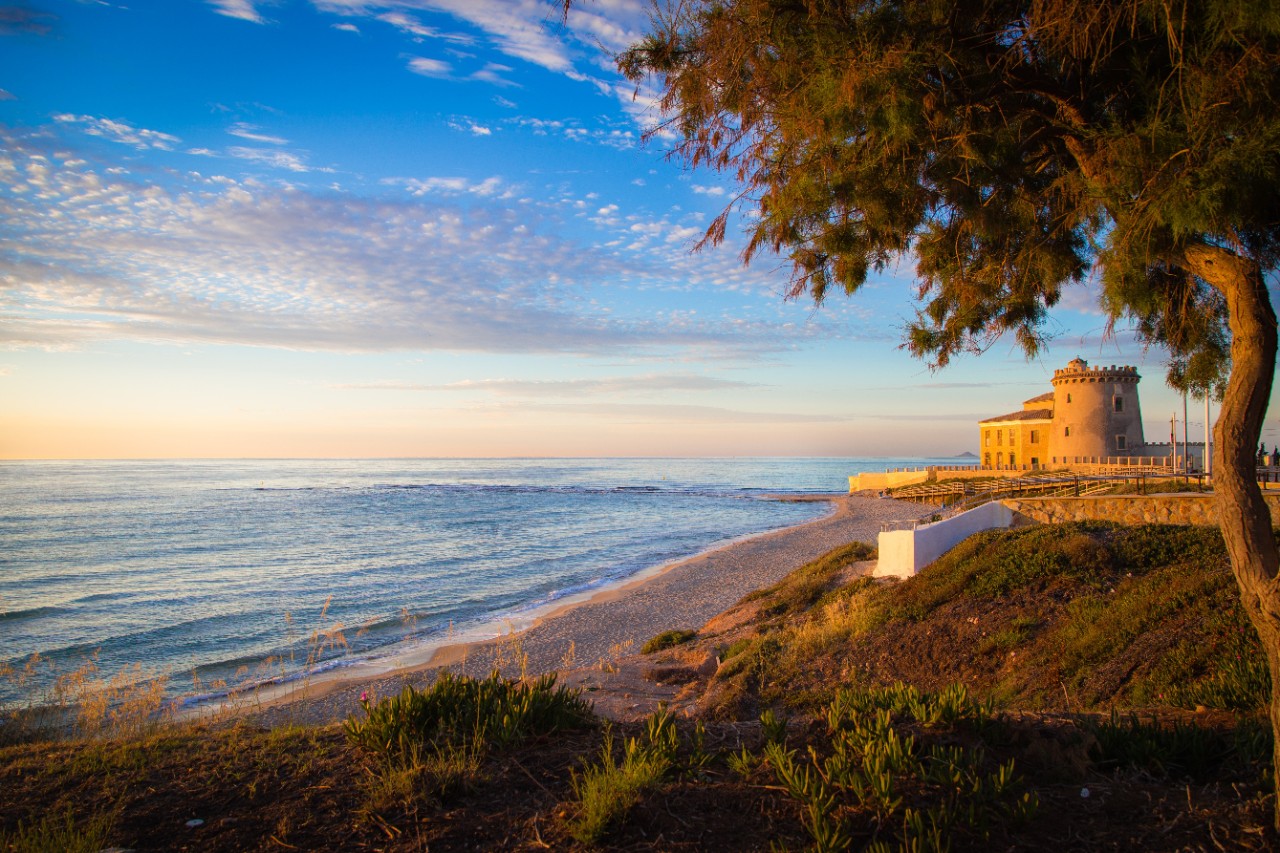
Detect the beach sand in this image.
<box><xmin>238</xmin><ymin>494</ymin><xmax>930</xmax><ymax>728</ymax></box>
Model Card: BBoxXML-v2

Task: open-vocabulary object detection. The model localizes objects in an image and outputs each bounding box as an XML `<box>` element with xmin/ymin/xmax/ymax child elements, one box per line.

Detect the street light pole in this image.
<box><xmin>1183</xmin><ymin>391</ymin><xmax>1189</xmax><ymax>474</ymax></box>
<box><xmin>1205</xmin><ymin>394</ymin><xmax>1212</xmax><ymax>477</ymax></box>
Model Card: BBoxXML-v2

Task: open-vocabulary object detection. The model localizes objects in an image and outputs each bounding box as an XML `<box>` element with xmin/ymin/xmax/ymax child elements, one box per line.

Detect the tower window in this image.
<box><xmin>1066</xmin><ymin>393</ymin><xmax>1072</xmax><ymax>403</ymax></box>
<box><xmin>1030</xmin><ymin>429</ymin><xmax>1039</xmax><ymax>444</ymax></box>
<box><xmin>1116</xmin><ymin>435</ymin><xmax>1127</xmax><ymax>451</ymax></box>
<box><xmin>1064</xmin><ymin>426</ymin><xmax>1071</xmax><ymax>437</ymax></box>
<box><xmin>1114</xmin><ymin>397</ymin><xmax>1124</xmax><ymax>412</ymax></box>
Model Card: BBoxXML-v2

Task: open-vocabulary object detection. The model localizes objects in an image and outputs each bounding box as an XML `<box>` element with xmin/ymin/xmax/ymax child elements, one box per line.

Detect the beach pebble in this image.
<box><xmin>185</xmin><ymin>819</ymin><xmax>205</xmax><ymax>828</ymax></box>
<box><xmin>1080</xmin><ymin>788</ymin><xmax>1090</xmax><ymax>799</ymax></box>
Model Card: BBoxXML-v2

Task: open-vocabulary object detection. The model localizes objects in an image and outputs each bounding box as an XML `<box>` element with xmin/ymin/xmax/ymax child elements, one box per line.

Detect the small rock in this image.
<box><xmin>185</xmin><ymin>819</ymin><xmax>205</xmax><ymax>829</ymax></box>
<box><xmin>1080</xmin><ymin>788</ymin><xmax>1090</xmax><ymax>799</ymax></box>
<box><xmin>696</xmin><ymin>651</ymin><xmax>719</xmax><ymax>676</ymax></box>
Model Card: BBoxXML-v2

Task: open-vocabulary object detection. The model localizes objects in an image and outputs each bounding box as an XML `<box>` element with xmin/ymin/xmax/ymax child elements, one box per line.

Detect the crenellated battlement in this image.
<box><xmin>1051</xmin><ymin>359</ymin><xmax>1140</xmax><ymax>384</ymax></box>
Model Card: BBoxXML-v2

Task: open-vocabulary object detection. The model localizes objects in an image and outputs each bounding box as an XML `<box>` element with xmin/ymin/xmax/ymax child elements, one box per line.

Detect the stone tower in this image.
<box><xmin>1049</xmin><ymin>358</ymin><xmax>1145</xmax><ymax>463</ymax></box>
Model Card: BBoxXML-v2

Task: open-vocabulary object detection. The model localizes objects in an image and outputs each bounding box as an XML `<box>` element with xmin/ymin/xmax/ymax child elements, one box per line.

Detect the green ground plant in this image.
<box><xmin>567</xmin><ymin>707</ymin><xmax>682</xmax><ymax>843</ymax></box>
<box><xmin>765</xmin><ymin>684</ymin><xmax>1034</xmax><ymax>852</ymax></box>
<box><xmin>0</xmin><ymin>808</ymin><xmax>116</xmax><ymax>853</ymax></box>
<box><xmin>742</xmin><ymin>541</ymin><xmax>877</xmax><ymax>619</ymax></box>
<box><xmin>1087</xmin><ymin>711</ymin><xmax>1272</xmax><ymax>782</ymax></box>
<box><xmin>641</xmin><ymin>629</ymin><xmax>698</xmax><ymax>654</ymax></box>
<box><xmin>343</xmin><ymin>670</ymin><xmax>593</xmax><ymax>766</ymax></box>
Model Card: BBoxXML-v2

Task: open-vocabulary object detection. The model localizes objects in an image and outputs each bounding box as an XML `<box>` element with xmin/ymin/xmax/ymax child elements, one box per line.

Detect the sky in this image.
<box><xmin>1</xmin><ymin>0</ymin><xmax>1276</xmax><ymax>459</ymax></box>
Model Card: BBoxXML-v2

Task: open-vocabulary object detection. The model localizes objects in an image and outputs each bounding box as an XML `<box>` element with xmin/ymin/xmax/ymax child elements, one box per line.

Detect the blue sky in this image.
<box><xmin>1</xmin><ymin>0</ymin><xmax>1274</xmax><ymax>458</ymax></box>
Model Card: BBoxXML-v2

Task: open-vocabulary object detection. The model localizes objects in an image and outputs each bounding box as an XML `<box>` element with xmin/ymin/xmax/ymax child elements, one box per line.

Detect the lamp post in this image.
<box><xmin>1205</xmin><ymin>394</ymin><xmax>1212</xmax><ymax>477</ymax></box>
<box><xmin>1183</xmin><ymin>391</ymin><xmax>1189</xmax><ymax>474</ymax></box>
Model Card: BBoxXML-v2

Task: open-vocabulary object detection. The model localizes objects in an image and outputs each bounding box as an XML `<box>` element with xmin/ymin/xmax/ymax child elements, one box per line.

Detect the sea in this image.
<box><xmin>0</xmin><ymin>457</ymin><xmax>951</xmax><ymax>709</ymax></box>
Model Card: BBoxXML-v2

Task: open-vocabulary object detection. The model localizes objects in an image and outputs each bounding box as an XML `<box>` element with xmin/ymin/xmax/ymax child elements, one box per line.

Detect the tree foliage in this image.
<box><xmin>621</xmin><ymin>0</ymin><xmax>1279</xmax><ymax>390</ymax></box>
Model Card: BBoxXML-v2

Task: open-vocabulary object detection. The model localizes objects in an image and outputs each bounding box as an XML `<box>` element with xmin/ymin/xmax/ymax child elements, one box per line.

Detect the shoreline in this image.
<box><xmin>179</xmin><ymin>494</ymin><xmax>839</xmax><ymax>720</ymax></box>
<box><xmin>231</xmin><ymin>493</ymin><xmax>930</xmax><ymax>728</ymax></box>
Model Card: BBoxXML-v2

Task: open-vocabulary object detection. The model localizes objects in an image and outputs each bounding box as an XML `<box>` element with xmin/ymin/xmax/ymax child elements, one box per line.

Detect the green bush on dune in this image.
<box><xmin>343</xmin><ymin>670</ymin><xmax>594</xmax><ymax>766</ymax></box>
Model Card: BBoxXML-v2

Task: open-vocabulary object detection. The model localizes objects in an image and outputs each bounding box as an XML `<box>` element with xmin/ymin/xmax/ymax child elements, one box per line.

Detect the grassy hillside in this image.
<box><xmin>692</xmin><ymin>522</ymin><xmax>1269</xmax><ymax>719</ymax></box>
<box><xmin>1</xmin><ymin>523</ymin><xmax>1275</xmax><ymax>851</ymax></box>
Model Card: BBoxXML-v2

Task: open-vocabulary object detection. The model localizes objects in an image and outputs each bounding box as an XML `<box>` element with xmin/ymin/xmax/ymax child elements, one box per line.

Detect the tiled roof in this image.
<box><xmin>1023</xmin><ymin>392</ymin><xmax>1055</xmax><ymax>404</ymax></box>
<box><xmin>980</xmin><ymin>408</ymin><xmax>1053</xmax><ymax>424</ymax></box>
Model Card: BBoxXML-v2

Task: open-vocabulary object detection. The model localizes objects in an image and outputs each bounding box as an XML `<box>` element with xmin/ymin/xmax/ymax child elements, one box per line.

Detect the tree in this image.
<box><xmin>622</xmin><ymin>0</ymin><xmax>1280</xmax><ymax>822</ymax></box>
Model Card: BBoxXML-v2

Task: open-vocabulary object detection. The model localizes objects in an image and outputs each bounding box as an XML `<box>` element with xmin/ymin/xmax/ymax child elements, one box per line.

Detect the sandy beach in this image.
<box><xmin>239</xmin><ymin>493</ymin><xmax>929</xmax><ymax>728</ymax></box>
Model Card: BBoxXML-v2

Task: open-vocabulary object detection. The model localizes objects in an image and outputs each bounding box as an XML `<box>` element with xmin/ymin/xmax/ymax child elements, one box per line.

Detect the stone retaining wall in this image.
<box><xmin>849</xmin><ymin>470</ymin><xmax>929</xmax><ymax>492</ymax></box>
<box><xmin>1003</xmin><ymin>493</ymin><xmax>1280</xmax><ymax>526</ymax></box>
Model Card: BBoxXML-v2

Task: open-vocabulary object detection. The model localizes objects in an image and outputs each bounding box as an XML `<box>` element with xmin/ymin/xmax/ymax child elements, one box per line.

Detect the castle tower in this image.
<box><xmin>1048</xmin><ymin>358</ymin><xmax>1145</xmax><ymax>464</ymax></box>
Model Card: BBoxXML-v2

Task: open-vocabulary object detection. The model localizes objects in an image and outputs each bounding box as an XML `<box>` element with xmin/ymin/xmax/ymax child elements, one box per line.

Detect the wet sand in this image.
<box><xmin>234</xmin><ymin>494</ymin><xmax>929</xmax><ymax>728</ymax></box>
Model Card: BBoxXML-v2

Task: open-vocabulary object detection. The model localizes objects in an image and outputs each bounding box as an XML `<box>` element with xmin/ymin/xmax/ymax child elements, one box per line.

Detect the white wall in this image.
<box><xmin>876</xmin><ymin>501</ymin><xmax>1014</xmax><ymax>578</ymax></box>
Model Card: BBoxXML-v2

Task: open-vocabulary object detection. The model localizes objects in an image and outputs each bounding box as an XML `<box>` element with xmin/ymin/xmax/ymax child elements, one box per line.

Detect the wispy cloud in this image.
<box><xmin>470</xmin><ymin>61</ymin><xmax>516</xmax><ymax>86</ymax></box>
<box><xmin>376</xmin><ymin>10</ymin><xmax>472</xmax><ymax>43</ymax></box>
<box><xmin>0</xmin><ymin>129</ymin><xmax>806</xmax><ymax>358</ymax></box>
<box><xmin>227</xmin><ymin>146</ymin><xmax>322</xmax><ymax>172</ymax></box>
<box><xmin>378</xmin><ymin>10</ymin><xmax>435</xmax><ymax>38</ymax></box>
<box><xmin>407</xmin><ymin>56</ymin><xmax>450</xmax><ymax>77</ymax></box>
<box><xmin>384</xmin><ymin>175</ymin><xmax>505</xmax><ymax>196</ymax></box>
<box><xmin>506</xmin><ymin>115</ymin><xmax>635</xmax><ymax>150</ymax></box>
<box><xmin>0</xmin><ymin>89</ymin><xmax>14</xmax><ymax>101</ymax></box>
<box><xmin>339</xmin><ymin>374</ymin><xmax>762</xmax><ymax>396</ymax></box>
<box><xmin>516</xmin><ymin>402</ymin><xmax>846</xmax><ymax>425</ymax></box>
<box><xmin>228</xmin><ymin>123</ymin><xmax>288</xmax><ymax>145</ymax></box>
<box><xmin>0</xmin><ymin>4</ymin><xmax>57</xmax><ymax>36</ymax></box>
<box><xmin>208</xmin><ymin>0</ymin><xmax>266</xmax><ymax>24</ymax></box>
<box><xmin>53</xmin><ymin>114</ymin><xmax>181</xmax><ymax>150</ymax></box>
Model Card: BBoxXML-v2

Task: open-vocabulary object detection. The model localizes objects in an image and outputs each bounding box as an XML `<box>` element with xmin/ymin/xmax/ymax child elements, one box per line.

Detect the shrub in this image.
<box><xmin>767</xmin><ymin>685</ymin><xmax>1034</xmax><ymax>853</ymax></box>
<box><xmin>743</xmin><ymin>540</ymin><xmax>877</xmax><ymax>617</ymax></box>
<box><xmin>567</xmin><ymin>708</ymin><xmax>679</xmax><ymax>843</ymax></box>
<box><xmin>343</xmin><ymin>670</ymin><xmax>593</xmax><ymax>765</ymax></box>
<box><xmin>641</xmin><ymin>629</ymin><xmax>697</xmax><ymax>654</ymax></box>
<box><xmin>1087</xmin><ymin>712</ymin><xmax>1272</xmax><ymax>780</ymax></box>
<box><xmin>0</xmin><ymin>809</ymin><xmax>115</xmax><ymax>853</ymax></box>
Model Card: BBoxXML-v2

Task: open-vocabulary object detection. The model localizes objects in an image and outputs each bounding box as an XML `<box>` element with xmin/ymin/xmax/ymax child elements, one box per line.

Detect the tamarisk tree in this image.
<box><xmin>622</xmin><ymin>0</ymin><xmax>1280</xmax><ymax>818</ymax></box>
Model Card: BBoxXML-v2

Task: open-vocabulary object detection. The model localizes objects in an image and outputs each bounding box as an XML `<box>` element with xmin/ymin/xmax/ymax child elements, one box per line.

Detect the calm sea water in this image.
<box><xmin>0</xmin><ymin>457</ymin><xmax>944</xmax><ymax>707</ymax></box>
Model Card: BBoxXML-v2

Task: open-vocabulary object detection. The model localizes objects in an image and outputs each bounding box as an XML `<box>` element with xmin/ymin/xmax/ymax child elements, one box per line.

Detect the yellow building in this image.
<box><xmin>978</xmin><ymin>392</ymin><xmax>1053</xmax><ymax>470</ymax></box>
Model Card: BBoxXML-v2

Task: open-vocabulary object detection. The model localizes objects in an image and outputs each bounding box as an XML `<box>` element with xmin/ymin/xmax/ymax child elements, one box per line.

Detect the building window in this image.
<box><xmin>1009</xmin><ymin>453</ymin><xmax>1016</xmax><ymax>467</ymax></box>
<box><xmin>1008</xmin><ymin>428</ymin><xmax>1015</xmax><ymax>444</ymax></box>
<box><xmin>984</xmin><ymin>431</ymin><xmax>991</xmax><ymax>447</ymax></box>
<box><xmin>1114</xmin><ymin>397</ymin><xmax>1124</xmax><ymax>412</ymax></box>
<box><xmin>1064</xmin><ymin>426</ymin><xmax>1071</xmax><ymax>437</ymax></box>
<box><xmin>1116</xmin><ymin>435</ymin><xmax>1127</xmax><ymax>451</ymax></box>
<box><xmin>996</xmin><ymin>452</ymin><xmax>1004</xmax><ymax>467</ymax></box>
<box><xmin>997</xmin><ymin>431</ymin><xmax>1003</xmax><ymax>446</ymax></box>
<box><xmin>1066</xmin><ymin>393</ymin><xmax>1072</xmax><ymax>403</ymax></box>
<box><xmin>1031</xmin><ymin>457</ymin><xmax>1040</xmax><ymax>468</ymax></box>
<box><xmin>1030</xmin><ymin>429</ymin><xmax>1039</xmax><ymax>444</ymax></box>
<box><xmin>984</xmin><ymin>453</ymin><xmax>991</xmax><ymax>467</ymax></box>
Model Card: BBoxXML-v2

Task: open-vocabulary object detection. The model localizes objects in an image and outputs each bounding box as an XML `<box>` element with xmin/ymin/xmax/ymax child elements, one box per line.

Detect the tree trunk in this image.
<box><xmin>1184</xmin><ymin>242</ymin><xmax>1280</xmax><ymax>828</ymax></box>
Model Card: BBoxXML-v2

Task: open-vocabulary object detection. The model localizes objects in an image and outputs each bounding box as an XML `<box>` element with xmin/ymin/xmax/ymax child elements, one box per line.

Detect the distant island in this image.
<box><xmin>955</xmin><ymin>451</ymin><xmax>978</xmax><ymax>458</ymax></box>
